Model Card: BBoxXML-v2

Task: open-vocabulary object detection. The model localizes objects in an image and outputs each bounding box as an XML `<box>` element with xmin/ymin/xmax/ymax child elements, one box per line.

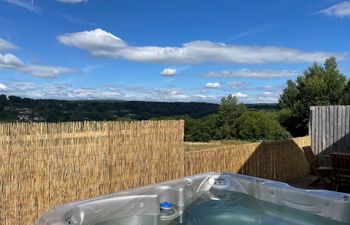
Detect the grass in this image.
<box><xmin>185</xmin><ymin>139</ymin><xmax>251</xmax><ymax>151</ymax></box>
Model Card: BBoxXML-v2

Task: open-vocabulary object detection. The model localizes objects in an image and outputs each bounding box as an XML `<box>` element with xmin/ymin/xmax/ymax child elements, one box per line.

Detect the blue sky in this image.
<box><xmin>0</xmin><ymin>0</ymin><xmax>350</xmax><ymax>103</ymax></box>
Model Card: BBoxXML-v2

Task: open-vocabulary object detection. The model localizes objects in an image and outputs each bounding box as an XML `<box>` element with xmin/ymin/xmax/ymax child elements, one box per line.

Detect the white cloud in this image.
<box><xmin>57</xmin><ymin>0</ymin><xmax>87</xmax><ymax>3</ymax></box>
<box><xmin>161</xmin><ymin>68</ymin><xmax>177</xmax><ymax>76</ymax></box>
<box><xmin>262</xmin><ymin>84</ymin><xmax>285</xmax><ymax>93</ymax></box>
<box><xmin>58</xmin><ymin>28</ymin><xmax>348</xmax><ymax>65</ymax></box>
<box><xmin>58</xmin><ymin>29</ymin><xmax>127</xmax><ymax>58</ymax></box>
<box><xmin>204</xmin><ymin>68</ymin><xmax>298</xmax><ymax>78</ymax></box>
<box><xmin>152</xmin><ymin>88</ymin><xmax>192</xmax><ymax>101</ymax></box>
<box><xmin>0</xmin><ymin>39</ymin><xmax>17</xmax><ymax>52</ymax></box>
<box><xmin>0</xmin><ymin>37</ymin><xmax>75</xmax><ymax>78</ymax></box>
<box><xmin>2</xmin><ymin>0</ymin><xmax>40</xmax><ymax>12</ymax></box>
<box><xmin>232</xmin><ymin>92</ymin><xmax>248</xmax><ymax>98</ymax></box>
<box><xmin>227</xmin><ymin>81</ymin><xmax>249</xmax><ymax>87</ymax></box>
<box><xmin>11</xmin><ymin>82</ymin><xmax>36</xmax><ymax>91</ymax></box>
<box><xmin>22</xmin><ymin>65</ymin><xmax>76</xmax><ymax>78</ymax></box>
<box><xmin>240</xmin><ymin>87</ymin><xmax>284</xmax><ymax>103</ymax></box>
<box><xmin>253</xmin><ymin>96</ymin><xmax>278</xmax><ymax>103</ymax></box>
<box><xmin>319</xmin><ymin>2</ymin><xmax>350</xmax><ymax>17</ymax></box>
<box><xmin>205</xmin><ymin>82</ymin><xmax>221</xmax><ymax>89</ymax></box>
<box><xmin>0</xmin><ymin>53</ymin><xmax>24</xmax><ymax>67</ymax></box>
<box><xmin>0</xmin><ymin>83</ymin><xmax>8</xmax><ymax>90</ymax></box>
<box><xmin>0</xmin><ymin>53</ymin><xmax>76</xmax><ymax>78</ymax></box>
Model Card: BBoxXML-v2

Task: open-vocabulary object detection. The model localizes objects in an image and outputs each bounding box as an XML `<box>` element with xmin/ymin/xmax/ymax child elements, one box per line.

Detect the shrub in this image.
<box><xmin>237</xmin><ymin>111</ymin><xmax>290</xmax><ymax>141</ymax></box>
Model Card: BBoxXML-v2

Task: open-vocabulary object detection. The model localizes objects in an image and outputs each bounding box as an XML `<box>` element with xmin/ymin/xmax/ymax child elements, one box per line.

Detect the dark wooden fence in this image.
<box><xmin>310</xmin><ymin>106</ymin><xmax>350</xmax><ymax>159</ymax></box>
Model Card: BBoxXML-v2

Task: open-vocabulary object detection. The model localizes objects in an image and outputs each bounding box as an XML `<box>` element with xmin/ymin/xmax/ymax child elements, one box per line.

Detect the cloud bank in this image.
<box><xmin>203</xmin><ymin>68</ymin><xmax>298</xmax><ymax>78</ymax></box>
<box><xmin>0</xmin><ymin>83</ymin><xmax>8</xmax><ymax>90</ymax></box>
<box><xmin>0</xmin><ymin>82</ymin><xmax>220</xmax><ymax>102</ymax></box>
<box><xmin>0</xmin><ymin>53</ymin><xmax>75</xmax><ymax>77</ymax></box>
<box><xmin>0</xmin><ymin>38</ymin><xmax>76</xmax><ymax>77</ymax></box>
<box><xmin>320</xmin><ymin>2</ymin><xmax>350</xmax><ymax>17</ymax></box>
<box><xmin>58</xmin><ymin>28</ymin><xmax>348</xmax><ymax>65</ymax></box>
<box><xmin>227</xmin><ymin>81</ymin><xmax>249</xmax><ymax>87</ymax></box>
<box><xmin>0</xmin><ymin>80</ymin><xmax>286</xmax><ymax>103</ymax></box>
<box><xmin>0</xmin><ymin>39</ymin><xmax>17</xmax><ymax>52</ymax></box>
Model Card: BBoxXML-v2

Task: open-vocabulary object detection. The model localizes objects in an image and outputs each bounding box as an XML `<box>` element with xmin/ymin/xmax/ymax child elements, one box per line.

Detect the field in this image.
<box><xmin>185</xmin><ymin>139</ymin><xmax>250</xmax><ymax>151</ymax></box>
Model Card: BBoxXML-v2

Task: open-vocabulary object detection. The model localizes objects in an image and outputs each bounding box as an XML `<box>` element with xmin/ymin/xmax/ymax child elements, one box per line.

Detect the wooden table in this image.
<box><xmin>330</xmin><ymin>152</ymin><xmax>350</xmax><ymax>191</ymax></box>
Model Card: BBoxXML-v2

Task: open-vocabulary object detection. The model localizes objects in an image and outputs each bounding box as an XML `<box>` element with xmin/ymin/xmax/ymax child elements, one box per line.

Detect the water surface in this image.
<box><xmin>98</xmin><ymin>190</ymin><xmax>348</xmax><ymax>225</ymax></box>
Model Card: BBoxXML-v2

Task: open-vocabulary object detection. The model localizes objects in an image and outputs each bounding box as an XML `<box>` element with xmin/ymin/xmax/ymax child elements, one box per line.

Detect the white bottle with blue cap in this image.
<box><xmin>160</xmin><ymin>202</ymin><xmax>173</xmax><ymax>210</ymax></box>
<box><xmin>160</xmin><ymin>201</ymin><xmax>179</xmax><ymax>220</ymax></box>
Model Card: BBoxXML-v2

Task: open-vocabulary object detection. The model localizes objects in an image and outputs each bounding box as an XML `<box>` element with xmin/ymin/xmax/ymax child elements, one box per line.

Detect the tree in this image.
<box><xmin>278</xmin><ymin>57</ymin><xmax>347</xmax><ymax>136</ymax></box>
<box><xmin>0</xmin><ymin>94</ymin><xmax>8</xmax><ymax>105</ymax></box>
<box><xmin>184</xmin><ymin>114</ymin><xmax>220</xmax><ymax>142</ymax></box>
<box><xmin>237</xmin><ymin>111</ymin><xmax>290</xmax><ymax>140</ymax></box>
<box><xmin>217</xmin><ymin>95</ymin><xmax>247</xmax><ymax>139</ymax></box>
<box><xmin>341</xmin><ymin>80</ymin><xmax>350</xmax><ymax>105</ymax></box>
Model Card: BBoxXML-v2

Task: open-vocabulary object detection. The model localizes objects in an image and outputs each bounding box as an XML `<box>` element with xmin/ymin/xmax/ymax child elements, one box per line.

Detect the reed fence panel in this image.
<box><xmin>185</xmin><ymin>136</ymin><xmax>311</xmax><ymax>182</ymax></box>
<box><xmin>0</xmin><ymin>119</ymin><xmax>311</xmax><ymax>225</ymax></box>
<box><xmin>0</xmin><ymin>120</ymin><xmax>184</xmax><ymax>225</ymax></box>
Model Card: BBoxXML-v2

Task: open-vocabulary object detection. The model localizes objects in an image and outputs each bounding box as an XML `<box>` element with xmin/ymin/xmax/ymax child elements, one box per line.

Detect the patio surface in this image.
<box><xmin>288</xmin><ymin>175</ymin><xmax>350</xmax><ymax>193</ymax></box>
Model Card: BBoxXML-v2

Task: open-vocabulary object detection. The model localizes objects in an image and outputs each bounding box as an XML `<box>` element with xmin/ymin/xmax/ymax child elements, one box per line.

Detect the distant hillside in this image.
<box><xmin>0</xmin><ymin>94</ymin><xmax>278</xmax><ymax>122</ymax></box>
<box><xmin>245</xmin><ymin>103</ymin><xmax>278</xmax><ymax>111</ymax></box>
<box><xmin>0</xmin><ymin>94</ymin><xmax>219</xmax><ymax>122</ymax></box>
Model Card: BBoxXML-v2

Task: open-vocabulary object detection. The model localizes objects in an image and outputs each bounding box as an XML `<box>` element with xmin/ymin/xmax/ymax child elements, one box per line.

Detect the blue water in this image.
<box><xmin>175</xmin><ymin>190</ymin><xmax>347</xmax><ymax>225</ymax></box>
<box><xmin>98</xmin><ymin>190</ymin><xmax>348</xmax><ymax>225</ymax></box>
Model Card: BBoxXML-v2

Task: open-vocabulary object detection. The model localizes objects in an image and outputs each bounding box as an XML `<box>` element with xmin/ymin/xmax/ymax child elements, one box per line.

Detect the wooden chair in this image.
<box><xmin>302</xmin><ymin>146</ymin><xmax>333</xmax><ymax>186</ymax></box>
<box><xmin>331</xmin><ymin>152</ymin><xmax>350</xmax><ymax>191</ymax></box>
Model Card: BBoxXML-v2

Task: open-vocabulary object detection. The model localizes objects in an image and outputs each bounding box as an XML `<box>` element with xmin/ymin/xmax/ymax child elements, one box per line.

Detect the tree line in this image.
<box><xmin>0</xmin><ymin>97</ymin><xmax>218</xmax><ymax>122</ymax></box>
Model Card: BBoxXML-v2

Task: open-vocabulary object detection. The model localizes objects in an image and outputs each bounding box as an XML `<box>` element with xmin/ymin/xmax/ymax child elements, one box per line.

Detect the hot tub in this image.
<box><xmin>36</xmin><ymin>173</ymin><xmax>350</xmax><ymax>225</ymax></box>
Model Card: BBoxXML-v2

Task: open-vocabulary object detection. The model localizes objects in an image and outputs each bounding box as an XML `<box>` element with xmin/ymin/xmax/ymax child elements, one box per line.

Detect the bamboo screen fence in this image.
<box><xmin>185</xmin><ymin>136</ymin><xmax>311</xmax><ymax>182</ymax></box>
<box><xmin>0</xmin><ymin>120</ymin><xmax>184</xmax><ymax>225</ymax></box>
<box><xmin>0</xmin><ymin>119</ymin><xmax>311</xmax><ymax>225</ymax></box>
